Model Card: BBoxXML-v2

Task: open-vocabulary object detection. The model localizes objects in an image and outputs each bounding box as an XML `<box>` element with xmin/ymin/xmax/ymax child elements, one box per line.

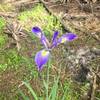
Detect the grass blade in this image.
<box><xmin>23</xmin><ymin>81</ymin><xmax>38</xmax><ymax>100</ymax></box>
<box><xmin>49</xmin><ymin>77</ymin><xmax>59</xmax><ymax>100</ymax></box>
<box><xmin>19</xmin><ymin>89</ymin><xmax>30</xmax><ymax>100</ymax></box>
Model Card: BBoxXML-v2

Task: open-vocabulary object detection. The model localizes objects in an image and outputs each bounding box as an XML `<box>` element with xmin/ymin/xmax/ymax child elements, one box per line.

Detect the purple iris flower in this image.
<box><xmin>32</xmin><ymin>26</ymin><xmax>77</xmax><ymax>71</ymax></box>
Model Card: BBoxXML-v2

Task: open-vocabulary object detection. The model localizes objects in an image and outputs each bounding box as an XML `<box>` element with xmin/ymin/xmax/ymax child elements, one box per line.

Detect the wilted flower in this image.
<box><xmin>32</xmin><ymin>26</ymin><xmax>77</xmax><ymax>71</ymax></box>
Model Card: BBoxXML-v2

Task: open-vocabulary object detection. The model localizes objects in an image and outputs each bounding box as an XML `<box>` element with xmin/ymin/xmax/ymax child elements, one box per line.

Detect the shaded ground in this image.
<box><xmin>0</xmin><ymin>0</ymin><xmax>100</xmax><ymax>99</ymax></box>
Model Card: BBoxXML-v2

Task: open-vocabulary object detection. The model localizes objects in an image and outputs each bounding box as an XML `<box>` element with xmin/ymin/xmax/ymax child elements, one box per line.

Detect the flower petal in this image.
<box><xmin>57</xmin><ymin>33</ymin><xmax>77</xmax><ymax>45</ymax></box>
<box><xmin>41</xmin><ymin>34</ymin><xmax>50</xmax><ymax>49</ymax></box>
<box><xmin>65</xmin><ymin>33</ymin><xmax>77</xmax><ymax>41</ymax></box>
<box><xmin>32</xmin><ymin>26</ymin><xmax>42</xmax><ymax>38</ymax></box>
<box><xmin>35</xmin><ymin>49</ymin><xmax>50</xmax><ymax>71</ymax></box>
<box><xmin>52</xmin><ymin>31</ymin><xmax>59</xmax><ymax>43</ymax></box>
<box><xmin>51</xmin><ymin>31</ymin><xmax>59</xmax><ymax>48</ymax></box>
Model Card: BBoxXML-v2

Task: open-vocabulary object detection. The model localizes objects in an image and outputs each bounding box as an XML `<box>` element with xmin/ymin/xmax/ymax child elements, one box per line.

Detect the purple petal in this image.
<box><xmin>51</xmin><ymin>31</ymin><xmax>59</xmax><ymax>48</ymax></box>
<box><xmin>32</xmin><ymin>26</ymin><xmax>42</xmax><ymax>38</ymax></box>
<box><xmin>41</xmin><ymin>34</ymin><xmax>50</xmax><ymax>49</ymax></box>
<box><xmin>65</xmin><ymin>33</ymin><xmax>77</xmax><ymax>41</ymax></box>
<box><xmin>52</xmin><ymin>31</ymin><xmax>59</xmax><ymax>43</ymax></box>
<box><xmin>57</xmin><ymin>33</ymin><xmax>77</xmax><ymax>45</ymax></box>
<box><xmin>35</xmin><ymin>49</ymin><xmax>50</xmax><ymax>71</ymax></box>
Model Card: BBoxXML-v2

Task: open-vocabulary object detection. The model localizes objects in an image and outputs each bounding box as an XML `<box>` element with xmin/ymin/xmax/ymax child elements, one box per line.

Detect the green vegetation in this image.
<box><xmin>0</xmin><ymin>48</ymin><xmax>37</xmax><ymax>77</ymax></box>
<box><xmin>0</xmin><ymin>35</ymin><xmax>7</xmax><ymax>48</ymax></box>
<box><xmin>0</xmin><ymin>17</ymin><xmax>6</xmax><ymax>32</ymax></box>
<box><xmin>0</xmin><ymin>49</ymin><xmax>22</xmax><ymax>71</ymax></box>
<box><xmin>18</xmin><ymin>4</ymin><xmax>62</xmax><ymax>37</ymax></box>
<box><xmin>0</xmin><ymin>17</ymin><xmax>7</xmax><ymax>48</ymax></box>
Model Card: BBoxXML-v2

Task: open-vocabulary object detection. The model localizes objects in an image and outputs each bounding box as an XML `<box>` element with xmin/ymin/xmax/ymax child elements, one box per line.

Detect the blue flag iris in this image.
<box><xmin>32</xmin><ymin>26</ymin><xmax>77</xmax><ymax>71</ymax></box>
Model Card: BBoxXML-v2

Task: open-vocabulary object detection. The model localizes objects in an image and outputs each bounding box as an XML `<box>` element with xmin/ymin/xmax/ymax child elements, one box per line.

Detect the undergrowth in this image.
<box><xmin>0</xmin><ymin>35</ymin><xmax>7</xmax><ymax>48</ymax></box>
<box><xmin>0</xmin><ymin>49</ymin><xmax>33</xmax><ymax>72</ymax></box>
<box><xmin>0</xmin><ymin>17</ymin><xmax>6</xmax><ymax>32</ymax></box>
<box><xmin>18</xmin><ymin>4</ymin><xmax>63</xmax><ymax>37</ymax></box>
<box><xmin>0</xmin><ymin>3</ymin><xmax>14</xmax><ymax>12</ymax></box>
<box><xmin>0</xmin><ymin>49</ymin><xmax>22</xmax><ymax>72</ymax></box>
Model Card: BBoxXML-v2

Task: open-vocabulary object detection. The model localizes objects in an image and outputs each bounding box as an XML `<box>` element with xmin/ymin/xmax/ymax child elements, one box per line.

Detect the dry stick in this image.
<box><xmin>91</xmin><ymin>73</ymin><xmax>96</xmax><ymax>100</ymax></box>
<box><xmin>0</xmin><ymin>12</ymin><xmax>17</xmax><ymax>18</ymax></box>
<box><xmin>62</xmin><ymin>13</ymin><xmax>93</xmax><ymax>20</ymax></box>
<box><xmin>75</xmin><ymin>0</ymin><xmax>84</xmax><ymax>10</ymax></box>
<box><xmin>86</xmin><ymin>62</ymin><xmax>100</xmax><ymax>100</ymax></box>
<box><xmin>91</xmin><ymin>66</ymin><xmax>99</xmax><ymax>100</ymax></box>
<box><xmin>5</xmin><ymin>20</ymin><xmax>22</xmax><ymax>51</ymax></box>
<box><xmin>12</xmin><ymin>0</ymin><xmax>39</xmax><ymax>7</ymax></box>
<box><xmin>90</xmin><ymin>32</ymin><xmax>100</xmax><ymax>43</ymax></box>
<box><xmin>3</xmin><ymin>0</ymin><xmax>39</xmax><ymax>5</ymax></box>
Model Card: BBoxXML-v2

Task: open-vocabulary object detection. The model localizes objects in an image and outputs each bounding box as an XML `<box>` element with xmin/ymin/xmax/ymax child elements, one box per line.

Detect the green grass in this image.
<box><xmin>18</xmin><ymin>4</ymin><xmax>63</xmax><ymax>37</ymax></box>
<box><xmin>0</xmin><ymin>49</ymin><xmax>32</xmax><ymax>72</ymax></box>
<box><xmin>0</xmin><ymin>35</ymin><xmax>7</xmax><ymax>48</ymax></box>
<box><xmin>0</xmin><ymin>17</ymin><xmax>7</xmax><ymax>48</ymax></box>
<box><xmin>0</xmin><ymin>17</ymin><xmax>6</xmax><ymax>32</ymax></box>
<box><xmin>0</xmin><ymin>49</ymin><xmax>22</xmax><ymax>71</ymax></box>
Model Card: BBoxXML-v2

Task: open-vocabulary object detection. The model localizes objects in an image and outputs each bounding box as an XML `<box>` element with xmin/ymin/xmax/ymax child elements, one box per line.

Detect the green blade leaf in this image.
<box><xmin>23</xmin><ymin>81</ymin><xmax>38</xmax><ymax>100</ymax></box>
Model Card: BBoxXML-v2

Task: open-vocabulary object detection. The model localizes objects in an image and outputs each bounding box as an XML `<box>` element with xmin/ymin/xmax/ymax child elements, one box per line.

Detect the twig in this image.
<box><xmin>12</xmin><ymin>0</ymin><xmax>39</xmax><ymax>6</ymax></box>
<box><xmin>91</xmin><ymin>72</ymin><xmax>96</xmax><ymax>100</ymax></box>
<box><xmin>90</xmin><ymin>32</ymin><xmax>100</xmax><ymax>43</ymax></box>
<box><xmin>91</xmin><ymin>66</ymin><xmax>99</xmax><ymax>100</ymax></box>
<box><xmin>5</xmin><ymin>20</ymin><xmax>23</xmax><ymax>51</ymax></box>
<box><xmin>0</xmin><ymin>12</ymin><xmax>17</xmax><ymax>18</ymax></box>
<box><xmin>62</xmin><ymin>13</ymin><xmax>93</xmax><ymax>20</ymax></box>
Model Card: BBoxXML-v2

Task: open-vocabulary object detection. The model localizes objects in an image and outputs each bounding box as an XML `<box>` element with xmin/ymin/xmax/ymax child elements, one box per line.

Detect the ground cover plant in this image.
<box><xmin>0</xmin><ymin>0</ymin><xmax>100</xmax><ymax>100</ymax></box>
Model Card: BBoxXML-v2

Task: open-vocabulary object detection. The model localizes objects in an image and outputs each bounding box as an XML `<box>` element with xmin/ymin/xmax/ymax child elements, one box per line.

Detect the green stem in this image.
<box><xmin>46</xmin><ymin>59</ymin><xmax>51</xmax><ymax>100</ymax></box>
